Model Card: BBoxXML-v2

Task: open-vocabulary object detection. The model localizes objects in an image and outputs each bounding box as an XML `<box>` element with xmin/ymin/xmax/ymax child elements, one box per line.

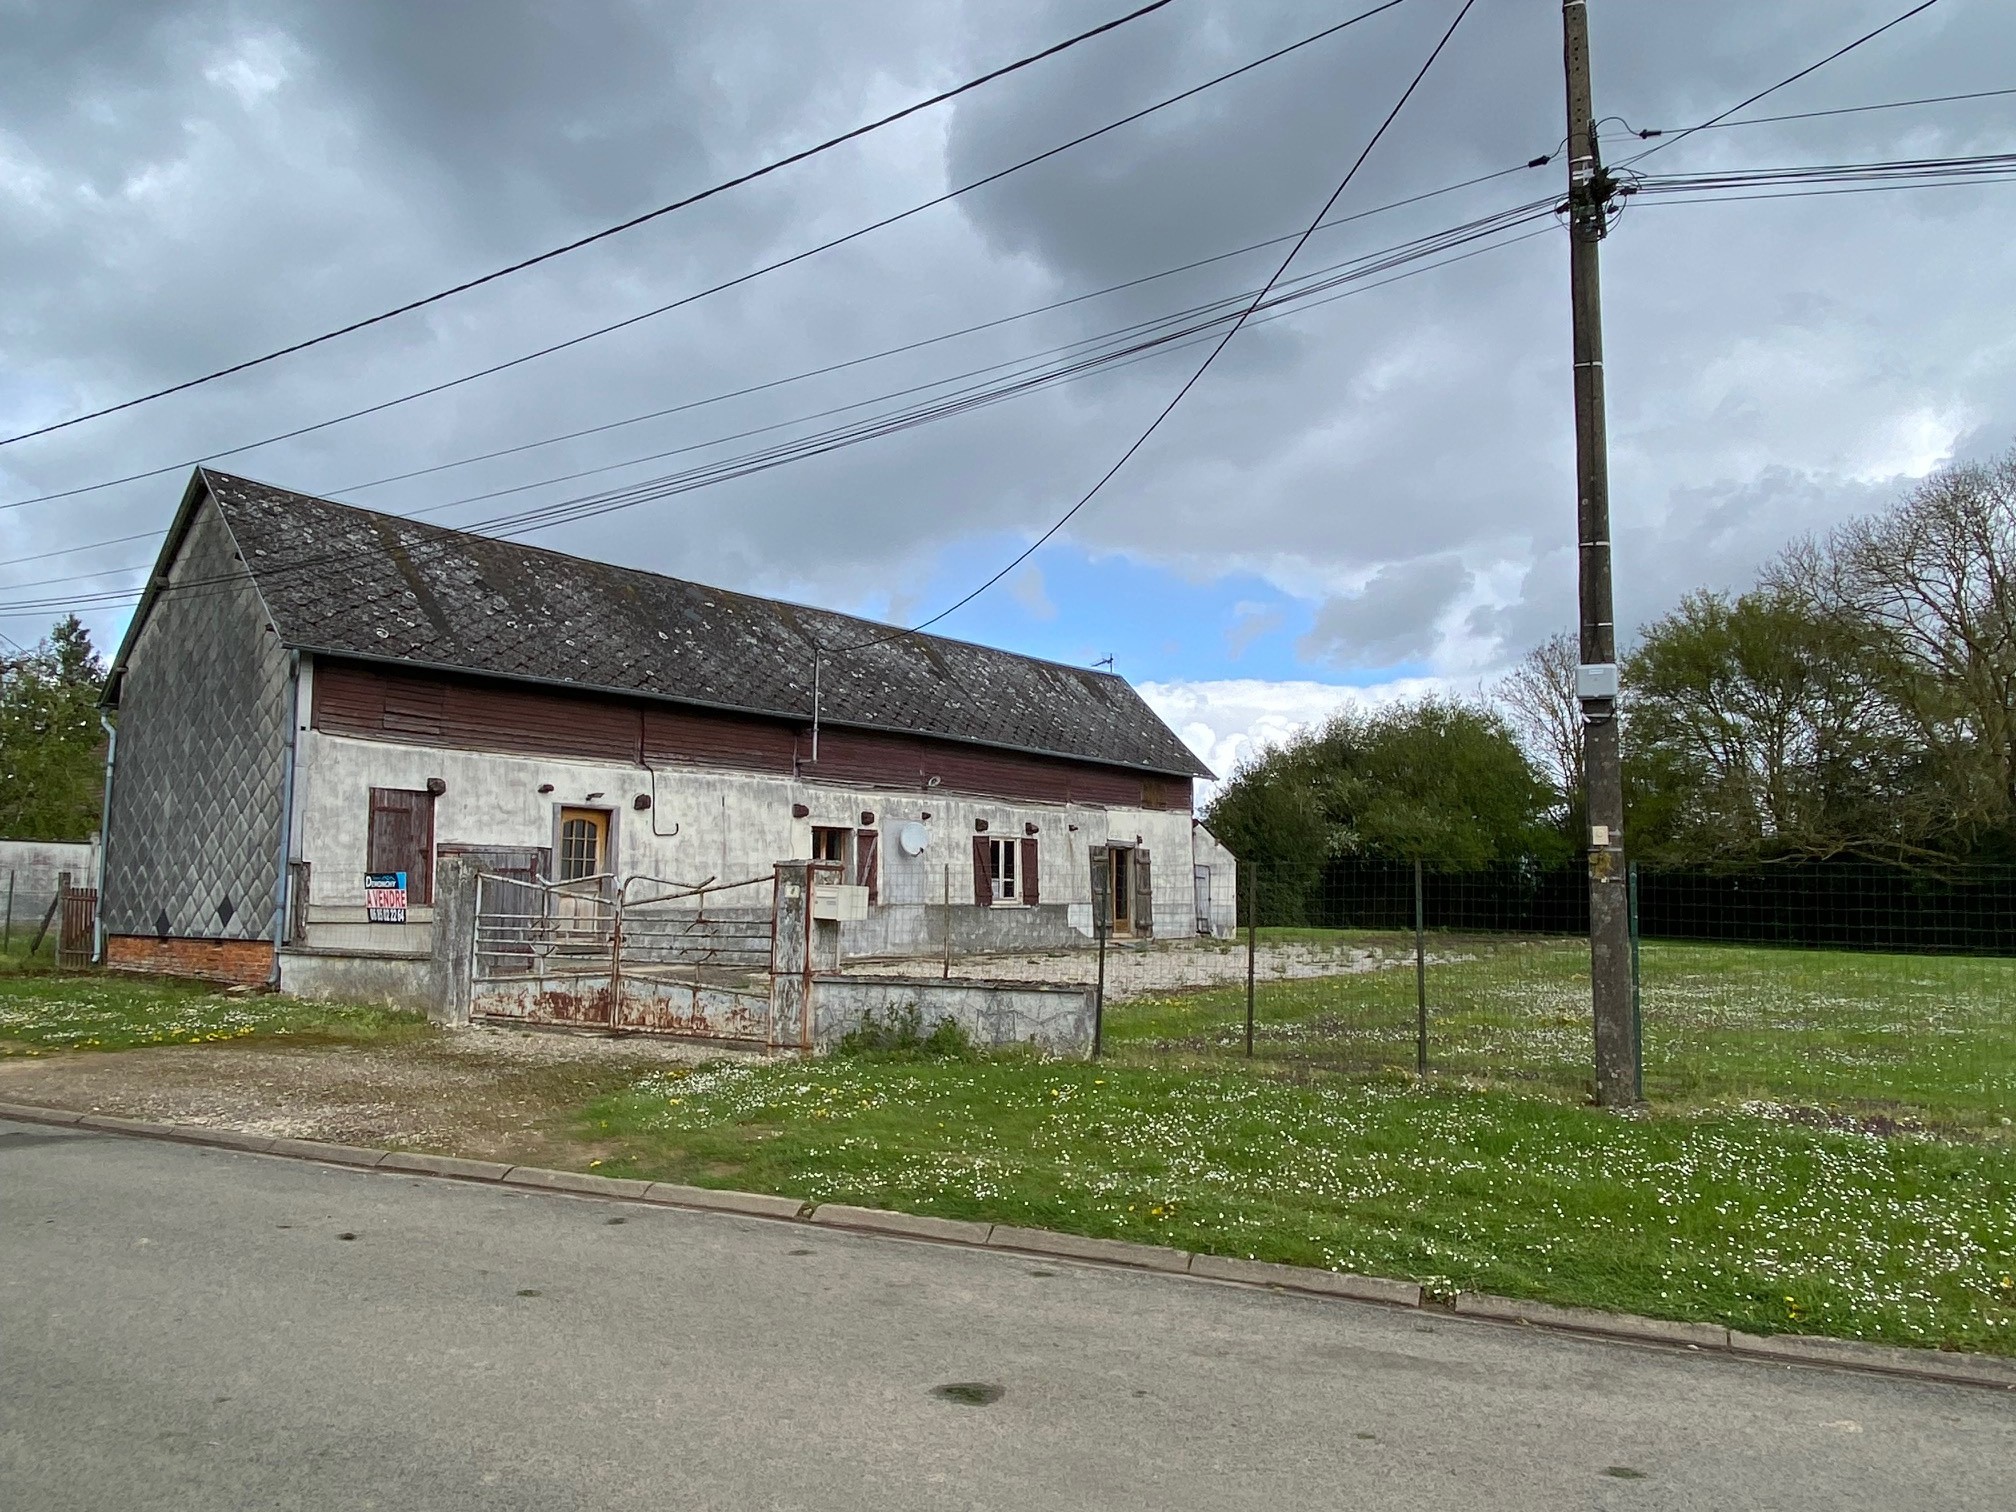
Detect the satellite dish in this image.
<box><xmin>898</xmin><ymin>821</ymin><xmax>929</xmax><ymax>856</ymax></box>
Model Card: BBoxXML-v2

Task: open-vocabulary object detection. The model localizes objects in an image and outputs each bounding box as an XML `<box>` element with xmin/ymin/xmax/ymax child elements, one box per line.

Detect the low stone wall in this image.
<box><xmin>809</xmin><ymin>974</ymin><xmax>1092</xmax><ymax>1055</ymax></box>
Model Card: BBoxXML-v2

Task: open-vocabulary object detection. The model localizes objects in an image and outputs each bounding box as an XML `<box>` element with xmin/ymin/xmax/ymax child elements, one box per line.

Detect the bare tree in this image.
<box><xmin>1770</xmin><ymin>448</ymin><xmax>2016</xmax><ymax>849</ymax></box>
<box><xmin>1497</xmin><ymin>631</ymin><xmax>1582</xmax><ymax>807</ymax></box>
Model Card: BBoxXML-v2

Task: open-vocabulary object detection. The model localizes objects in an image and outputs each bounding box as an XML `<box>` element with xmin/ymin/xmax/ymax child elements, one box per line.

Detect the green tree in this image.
<box><xmin>1621</xmin><ymin>588</ymin><xmax>1910</xmax><ymax>861</ymax></box>
<box><xmin>1206</xmin><ymin>697</ymin><xmax>1560</xmax><ymax>921</ymax></box>
<box><xmin>0</xmin><ymin>615</ymin><xmax>108</xmax><ymax>840</ymax></box>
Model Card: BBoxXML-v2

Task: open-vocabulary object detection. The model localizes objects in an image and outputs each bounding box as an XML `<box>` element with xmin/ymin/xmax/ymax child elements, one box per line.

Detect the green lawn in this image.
<box><xmin>0</xmin><ymin>972</ymin><xmax>426</xmax><ymax>1054</ymax></box>
<box><xmin>1106</xmin><ymin>932</ymin><xmax>2016</xmax><ymax>1137</ymax></box>
<box><xmin>582</xmin><ymin>1053</ymin><xmax>2016</xmax><ymax>1355</ymax></box>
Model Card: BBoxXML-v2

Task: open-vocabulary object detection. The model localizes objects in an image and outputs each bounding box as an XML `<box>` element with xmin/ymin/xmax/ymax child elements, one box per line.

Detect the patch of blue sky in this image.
<box><xmin>847</xmin><ymin>534</ymin><xmax>1428</xmax><ymax>688</ymax></box>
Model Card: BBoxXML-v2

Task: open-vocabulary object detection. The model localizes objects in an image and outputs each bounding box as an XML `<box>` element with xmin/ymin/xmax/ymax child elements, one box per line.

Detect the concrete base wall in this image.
<box><xmin>841</xmin><ymin>900</ymin><xmax>1092</xmax><ymax>960</ymax></box>
<box><xmin>278</xmin><ymin>950</ymin><xmax>433</xmax><ymax>1011</ymax></box>
<box><xmin>809</xmin><ymin>975</ymin><xmax>1092</xmax><ymax>1055</ymax></box>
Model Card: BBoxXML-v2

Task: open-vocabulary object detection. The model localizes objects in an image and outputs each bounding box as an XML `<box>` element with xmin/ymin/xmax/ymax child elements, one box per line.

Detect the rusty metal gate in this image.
<box><xmin>471</xmin><ymin>870</ymin><xmax>775</xmax><ymax>1041</ymax></box>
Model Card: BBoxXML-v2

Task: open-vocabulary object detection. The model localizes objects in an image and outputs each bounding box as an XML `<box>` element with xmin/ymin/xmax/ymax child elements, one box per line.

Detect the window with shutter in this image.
<box><xmin>1019</xmin><ymin>836</ymin><xmax>1039</xmax><ymax>906</ymax></box>
<box><xmin>366</xmin><ymin>787</ymin><xmax>435</xmax><ymax>904</ymax></box>
<box><xmin>1133</xmin><ymin>848</ymin><xmax>1154</xmax><ymax>937</ymax></box>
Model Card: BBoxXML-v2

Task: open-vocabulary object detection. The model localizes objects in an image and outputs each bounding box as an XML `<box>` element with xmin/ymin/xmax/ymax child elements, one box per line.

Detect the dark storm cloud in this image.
<box><xmin>2</xmin><ymin>0</ymin><xmax>2014</xmax><ymax>731</ymax></box>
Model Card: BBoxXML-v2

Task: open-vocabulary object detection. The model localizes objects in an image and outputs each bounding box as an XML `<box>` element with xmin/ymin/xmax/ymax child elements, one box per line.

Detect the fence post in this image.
<box><xmin>1092</xmin><ymin>910</ymin><xmax>1107</xmax><ymax>1059</ymax></box>
<box><xmin>1244</xmin><ymin>866</ymin><xmax>1257</xmax><ymax>1057</ymax></box>
<box><xmin>941</xmin><ymin>864</ymin><xmax>952</xmax><ymax>980</ymax></box>
<box><xmin>1414</xmin><ymin>858</ymin><xmax>1428</xmax><ymax>1077</ymax></box>
<box><xmin>3</xmin><ymin>870</ymin><xmax>12</xmax><ymax>956</ymax></box>
<box><xmin>1628</xmin><ymin>861</ymin><xmax>1643</xmax><ymax>1103</ymax></box>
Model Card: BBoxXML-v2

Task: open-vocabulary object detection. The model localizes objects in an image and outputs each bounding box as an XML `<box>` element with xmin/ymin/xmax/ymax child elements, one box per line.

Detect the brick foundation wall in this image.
<box><xmin>106</xmin><ymin>936</ymin><xmax>275</xmax><ymax>987</ymax></box>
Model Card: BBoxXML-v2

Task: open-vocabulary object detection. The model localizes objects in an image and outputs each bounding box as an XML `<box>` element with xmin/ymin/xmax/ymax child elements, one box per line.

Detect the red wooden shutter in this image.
<box><xmin>972</xmin><ymin>835</ymin><xmax>993</xmax><ymax>907</ymax></box>
<box><xmin>856</xmin><ymin>830</ymin><xmax>880</xmax><ymax>904</ymax></box>
<box><xmin>367</xmin><ymin>788</ymin><xmax>436</xmax><ymax>904</ymax></box>
<box><xmin>1020</xmin><ymin>837</ymin><xmax>1039</xmax><ymax>906</ymax></box>
<box><xmin>1132</xmin><ymin>848</ymin><xmax>1153</xmax><ymax>937</ymax></box>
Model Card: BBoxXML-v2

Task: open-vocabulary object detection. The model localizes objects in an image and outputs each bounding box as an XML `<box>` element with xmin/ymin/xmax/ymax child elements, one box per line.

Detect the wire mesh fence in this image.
<box><xmin>1087</xmin><ymin>858</ymin><xmax>2016</xmax><ymax>1135</ymax></box>
<box><xmin>830</xmin><ymin>853</ymin><xmax>2015</xmax><ymax>1132</ymax></box>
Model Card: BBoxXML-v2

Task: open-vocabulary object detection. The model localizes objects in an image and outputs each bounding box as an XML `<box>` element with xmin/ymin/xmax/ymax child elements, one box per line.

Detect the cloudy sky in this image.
<box><xmin>2</xmin><ymin>0</ymin><xmax>2012</xmax><ymax>786</ymax></box>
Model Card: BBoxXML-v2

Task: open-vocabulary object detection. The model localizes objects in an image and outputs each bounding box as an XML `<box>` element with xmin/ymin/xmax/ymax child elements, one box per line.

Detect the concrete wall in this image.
<box><xmin>808</xmin><ymin>976</ymin><xmax>1092</xmax><ymax>1055</ymax></box>
<box><xmin>277</xmin><ymin>949</ymin><xmax>432</xmax><ymax>1010</ymax></box>
<box><xmin>0</xmin><ymin>837</ymin><xmax>99</xmax><ymax>930</ymax></box>
<box><xmin>290</xmin><ymin>729</ymin><xmax>1206</xmax><ymax>961</ymax></box>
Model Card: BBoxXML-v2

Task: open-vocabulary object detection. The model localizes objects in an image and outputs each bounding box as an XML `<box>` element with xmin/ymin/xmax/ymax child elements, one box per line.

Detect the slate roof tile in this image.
<box><xmin>198</xmin><ymin>470</ymin><xmax>1211</xmax><ymax>779</ymax></box>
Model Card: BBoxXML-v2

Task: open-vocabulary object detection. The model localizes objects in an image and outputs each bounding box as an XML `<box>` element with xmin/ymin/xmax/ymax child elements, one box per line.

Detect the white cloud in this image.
<box><xmin>1139</xmin><ymin>674</ymin><xmax>1460</xmax><ymax>800</ymax></box>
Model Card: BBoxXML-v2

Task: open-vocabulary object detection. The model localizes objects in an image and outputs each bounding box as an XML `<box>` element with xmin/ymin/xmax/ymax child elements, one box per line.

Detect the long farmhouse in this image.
<box><xmin>98</xmin><ymin>469</ymin><xmax>1235</xmax><ymax>1007</ymax></box>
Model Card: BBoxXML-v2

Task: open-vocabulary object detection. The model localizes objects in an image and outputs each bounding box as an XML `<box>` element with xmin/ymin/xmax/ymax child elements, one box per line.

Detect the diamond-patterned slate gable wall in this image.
<box><xmin>102</xmin><ymin>499</ymin><xmax>290</xmax><ymax>941</ymax></box>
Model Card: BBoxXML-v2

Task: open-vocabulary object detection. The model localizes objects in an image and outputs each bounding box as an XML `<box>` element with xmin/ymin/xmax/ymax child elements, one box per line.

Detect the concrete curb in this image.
<box><xmin>1452</xmin><ymin>1292</ymin><xmax>1729</xmax><ymax>1350</ymax></box>
<box><xmin>811</xmin><ymin>1203</ymin><xmax>993</xmax><ymax>1245</ymax></box>
<box><xmin>640</xmin><ymin>1183</ymin><xmax>809</xmax><ymax>1220</ymax></box>
<box><xmin>501</xmin><ymin>1166</ymin><xmax>652</xmax><ymax>1200</ymax></box>
<box><xmin>1190</xmin><ymin>1253</ymin><xmax>1424</xmax><ymax>1308</ymax></box>
<box><xmin>5</xmin><ymin>1097</ymin><xmax>2011</xmax><ymax>1394</ymax></box>
<box><xmin>988</xmin><ymin>1224</ymin><xmax>1191</xmax><ymax>1273</ymax></box>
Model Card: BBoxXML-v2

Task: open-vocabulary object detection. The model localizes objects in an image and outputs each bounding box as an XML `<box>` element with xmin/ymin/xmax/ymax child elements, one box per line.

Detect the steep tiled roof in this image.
<box><xmin>189</xmin><ymin>470</ymin><xmax>1211</xmax><ymax>778</ymax></box>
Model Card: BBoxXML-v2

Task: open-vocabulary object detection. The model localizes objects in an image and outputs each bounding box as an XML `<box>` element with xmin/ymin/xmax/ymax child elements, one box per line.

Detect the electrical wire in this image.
<box><xmin>0</xmin><ymin>0</ymin><xmax>1410</xmax><ymax>517</ymax></box>
<box><xmin>1</xmin><ymin>148</ymin><xmax>1549</xmax><ymax>550</ymax></box>
<box><xmin>0</xmin><ymin>193</ymin><xmax>1552</xmax><ymax>619</ymax></box>
<box><xmin>1617</xmin><ymin>0</ymin><xmax>1947</xmax><ymax>168</ymax></box>
<box><xmin>1629</xmin><ymin>84</ymin><xmax>2016</xmax><ymax>139</ymax></box>
<box><xmin>0</xmin><ymin>0</ymin><xmax>1183</xmax><ymax>449</ymax></box>
<box><xmin>826</xmin><ymin>0</ymin><xmax>1482</xmax><ymax>655</ymax></box>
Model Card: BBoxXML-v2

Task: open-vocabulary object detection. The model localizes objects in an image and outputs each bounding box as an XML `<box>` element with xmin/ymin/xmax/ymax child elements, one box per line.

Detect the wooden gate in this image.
<box><xmin>56</xmin><ymin>884</ymin><xmax>97</xmax><ymax>969</ymax></box>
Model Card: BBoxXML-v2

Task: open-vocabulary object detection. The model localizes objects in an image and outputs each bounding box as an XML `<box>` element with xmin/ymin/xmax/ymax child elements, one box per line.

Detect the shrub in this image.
<box><xmin>836</xmin><ymin>1003</ymin><xmax>973</xmax><ymax>1060</ymax></box>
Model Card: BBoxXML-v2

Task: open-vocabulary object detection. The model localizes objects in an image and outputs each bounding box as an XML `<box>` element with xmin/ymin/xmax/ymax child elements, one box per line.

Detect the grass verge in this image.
<box><xmin>1107</xmin><ymin>932</ymin><xmax>2016</xmax><ymax>1137</ymax></box>
<box><xmin>580</xmin><ymin>1052</ymin><xmax>2016</xmax><ymax>1355</ymax></box>
<box><xmin>0</xmin><ymin>972</ymin><xmax>427</xmax><ymax>1054</ymax></box>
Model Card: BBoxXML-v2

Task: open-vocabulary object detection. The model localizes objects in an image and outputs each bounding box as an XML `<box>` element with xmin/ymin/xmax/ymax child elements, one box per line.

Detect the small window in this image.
<box><xmin>988</xmin><ymin>836</ymin><xmax>1018</xmax><ymax>902</ymax></box>
<box><xmin>811</xmin><ymin>826</ymin><xmax>851</xmax><ymax>866</ymax></box>
<box><xmin>367</xmin><ymin>787</ymin><xmax>435</xmax><ymax>905</ymax></box>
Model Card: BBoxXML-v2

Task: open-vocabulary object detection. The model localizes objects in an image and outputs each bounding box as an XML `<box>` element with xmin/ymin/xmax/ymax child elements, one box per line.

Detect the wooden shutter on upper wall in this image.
<box><xmin>1089</xmin><ymin>845</ymin><xmax>1111</xmax><ymax>930</ymax></box>
<box><xmin>972</xmin><ymin>835</ymin><xmax>993</xmax><ymax>907</ymax></box>
<box><xmin>367</xmin><ymin>787</ymin><xmax>435</xmax><ymax>904</ymax></box>
<box><xmin>856</xmin><ymin>830</ymin><xmax>880</xmax><ymax>905</ymax></box>
<box><xmin>1133</xmin><ymin>848</ymin><xmax>1153</xmax><ymax>937</ymax></box>
<box><xmin>1020</xmin><ymin>837</ymin><xmax>1040</xmax><ymax>906</ymax></box>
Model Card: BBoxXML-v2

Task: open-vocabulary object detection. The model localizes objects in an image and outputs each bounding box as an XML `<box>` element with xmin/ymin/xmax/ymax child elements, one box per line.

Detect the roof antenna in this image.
<box><xmin>1093</xmin><ymin>654</ymin><xmax>1115</xmax><ymax>671</ymax></box>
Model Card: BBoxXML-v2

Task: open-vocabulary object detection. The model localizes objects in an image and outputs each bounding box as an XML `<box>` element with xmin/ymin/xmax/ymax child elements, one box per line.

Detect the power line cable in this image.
<box><xmin>0</xmin><ymin>0</ymin><xmax>1183</xmax><ymax>450</ymax></box>
<box><xmin>828</xmin><ymin>0</ymin><xmax>1481</xmax><ymax>655</ymax></box>
<box><xmin>1617</xmin><ymin>0</ymin><xmax>1947</xmax><ymax>168</ymax></box>
<box><xmin>1629</xmin><ymin>84</ymin><xmax>2016</xmax><ymax>138</ymax></box>
<box><xmin>0</xmin><ymin>195</ymin><xmax>1552</xmax><ymax>617</ymax></box>
<box><xmin>0</xmin><ymin>0</ymin><xmax>1410</xmax><ymax>517</ymax></box>
<box><xmin>3</xmin><ymin>144</ymin><xmax>1546</xmax><ymax>543</ymax></box>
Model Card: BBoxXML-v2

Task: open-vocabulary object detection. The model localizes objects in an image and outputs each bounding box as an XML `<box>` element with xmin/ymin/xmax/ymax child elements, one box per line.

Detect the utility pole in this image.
<box><xmin>1562</xmin><ymin>0</ymin><xmax>1637</xmax><ymax>1106</ymax></box>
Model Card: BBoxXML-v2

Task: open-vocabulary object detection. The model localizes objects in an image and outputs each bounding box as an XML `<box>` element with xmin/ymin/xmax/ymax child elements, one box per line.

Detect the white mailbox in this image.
<box><xmin>812</xmin><ymin>883</ymin><xmax>870</xmax><ymax>922</ymax></box>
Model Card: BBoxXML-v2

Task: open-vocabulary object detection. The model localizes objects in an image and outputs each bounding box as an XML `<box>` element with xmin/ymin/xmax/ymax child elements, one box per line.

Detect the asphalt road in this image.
<box><xmin>3</xmin><ymin>1118</ymin><xmax>2009</xmax><ymax>1511</ymax></box>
